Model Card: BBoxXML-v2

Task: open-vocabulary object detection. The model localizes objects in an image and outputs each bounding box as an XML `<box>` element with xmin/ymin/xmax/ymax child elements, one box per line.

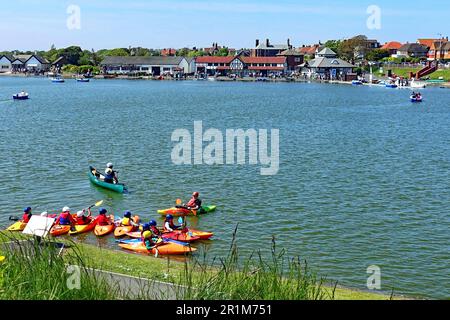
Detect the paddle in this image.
<box><xmin>87</xmin><ymin>200</ymin><xmax>104</xmax><ymax>210</ymax></box>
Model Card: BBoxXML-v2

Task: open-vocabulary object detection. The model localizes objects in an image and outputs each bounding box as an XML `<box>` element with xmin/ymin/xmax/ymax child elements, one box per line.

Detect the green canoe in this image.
<box><xmin>88</xmin><ymin>166</ymin><xmax>127</xmax><ymax>193</ymax></box>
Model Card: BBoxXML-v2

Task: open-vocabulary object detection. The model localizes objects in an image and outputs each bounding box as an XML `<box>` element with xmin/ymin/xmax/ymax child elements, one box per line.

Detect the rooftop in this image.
<box><xmin>381</xmin><ymin>41</ymin><xmax>403</xmax><ymax>50</ymax></box>
<box><xmin>101</xmin><ymin>56</ymin><xmax>185</xmax><ymax>65</ymax></box>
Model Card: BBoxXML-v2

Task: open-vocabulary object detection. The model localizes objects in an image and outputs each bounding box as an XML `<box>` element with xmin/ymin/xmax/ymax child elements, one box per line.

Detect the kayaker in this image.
<box><xmin>94</xmin><ymin>208</ymin><xmax>112</xmax><ymax>226</ymax></box>
<box><xmin>22</xmin><ymin>207</ymin><xmax>32</xmax><ymax>223</ymax></box>
<box><xmin>149</xmin><ymin>220</ymin><xmax>162</xmax><ymax>236</ymax></box>
<box><xmin>104</xmin><ymin>163</ymin><xmax>118</xmax><ymax>184</ymax></box>
<box><xmin>76</xmin><ymin>209</ymin><xmax>92</xmax><ymax>225</ymax></box>
<box><xmin>164</xmin><ymin>215</ymin><xmax>181</xmax><ymax>232</ymax></box>
<box><xmin>142</xmin><ymin>230</ymin><xmax>158</xmax><ymax>251</ymax></box>
<box><xmin>185</xmin><ymin>192</ymin><xmax>202</xmax><ymax>211</ymax></box>
<box><xmin>55</xmin><ymin>207</ymin><xmax>76</xmax><ymax>226</ymax></box>
<box><xmin>120</xmin><ymin>211</ymin><xmax>138</xmax><ymax>227</ymax></box>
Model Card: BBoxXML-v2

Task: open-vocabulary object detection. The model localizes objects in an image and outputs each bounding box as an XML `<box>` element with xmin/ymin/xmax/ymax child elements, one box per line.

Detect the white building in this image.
<box><xmin>101</xmin><ymin>56</ymin><xmax>195</xmax><ymax>75</ymax></box>
<box><xmin>0</xmin><ymin>54</ymin><xmax>50</xmax><ymax>72</ymax></box>
<box><xmin>0</xmin><ymin>55</ymin><xmax>13</xmax><ymax>73</ymax></box>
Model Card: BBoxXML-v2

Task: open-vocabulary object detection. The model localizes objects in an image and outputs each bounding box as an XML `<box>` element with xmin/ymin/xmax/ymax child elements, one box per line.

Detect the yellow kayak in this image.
<box><xmin>7</xmin><ymin>221</ymin><xmax>27</xmax><ymax>232</ymax></box>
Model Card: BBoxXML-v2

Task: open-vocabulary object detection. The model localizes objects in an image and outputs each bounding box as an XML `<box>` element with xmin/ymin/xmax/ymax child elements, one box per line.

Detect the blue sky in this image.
<box><xmin>1</xmin><ymin>0</ymin><xmax>449</xmax><ymax>51</ymax></box>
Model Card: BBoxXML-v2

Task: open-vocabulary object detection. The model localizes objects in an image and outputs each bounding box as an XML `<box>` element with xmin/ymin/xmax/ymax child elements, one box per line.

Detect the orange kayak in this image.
<box><xmin>69</xmin><ymin>220</ymin><xmax>97</xmax><ymax>236</ymax></box>
<box><xmin>94</xmin><ymin>224</ymin><xmax>115</xmax><ymax>237</ymax></box>
<box><xmin>50</xmin><ymin>225</ymin><xmax>71</xmax><ymax>237</ymax></box>
<box><xmin>94</xmin><ymin>215</ymin><xmax>115</xmax><ymax>237</ymax></box>
<box><xmin>188</xmin><ymin>229</ymin><xmax>214</xmax><ymax>240</ymax></box>
<box><xmin>118</xmin><ymin>241</ymin><xmax>196</xmax><ymax>255</ymax></box>
<box><xmin>114</xmin><ymin>216</ymin><xmax>140</xmax><ymax>237</ymax></box>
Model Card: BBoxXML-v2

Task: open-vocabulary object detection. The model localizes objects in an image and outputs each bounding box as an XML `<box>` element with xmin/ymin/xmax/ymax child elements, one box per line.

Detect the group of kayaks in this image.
<box><xmin>6</xmin><ymin>210</ymin><xmax>215</xmax><ymax>256</ymax></box>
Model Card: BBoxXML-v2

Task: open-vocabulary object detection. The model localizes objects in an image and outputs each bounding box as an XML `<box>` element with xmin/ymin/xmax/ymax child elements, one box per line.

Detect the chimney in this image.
<box><xmin>256</xmin><ymin>39</ymin><xmax>260</xmax><ymax>47</ymax></box>
<box><xmin>287</xmin><ymin>38</ymin><xmax>291</xmax><ymax>49</ymax></box>
<box><xmin>266</xmin><ymin>39</ymin><xmax>270</xmax><ymax>47</ymax></box>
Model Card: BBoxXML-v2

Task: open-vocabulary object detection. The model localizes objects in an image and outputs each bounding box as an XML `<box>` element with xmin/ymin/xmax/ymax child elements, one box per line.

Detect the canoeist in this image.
<box><xmin>104</xmin><ymin>163</ymin><xmax>118</xmax><ymax>184</ymax></box>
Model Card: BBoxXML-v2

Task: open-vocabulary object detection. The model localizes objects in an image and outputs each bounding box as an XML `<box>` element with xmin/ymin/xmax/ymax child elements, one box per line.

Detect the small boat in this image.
<box><xmin>386</xmin><ymin>83</ymin><xmax>398</xmax><ymax>88</ymax></box>
<box><xmin>352</xmin><ymin>80</ymin><xmax>363</xmax><ymax>85</ymax></box>
<box><xmin>88</xmin><ymin>166</ymin><xmax>127</xmax><ymax>193</ymax></box>
<box><xmin>51</xmin><ymin>78</ymin><xmax>65</xmax><ymax>83</ymax></box>
<box><xmin>114</xmin><ymin>216</ymin><xmax>140</xmax><ymax>237</ymax></box>
<box><xmin>118</xmin><ymin>241</ymin><xmax>196</xmax><ymax>255</ymax></box>
<box><xmin>6</xmin><ymin>221</ymin><xmax>27</xmax><ymax>232</ymax></box>
<box><xmin>410</xmin><ymin>95</ymin><xmax>423</xmax><ymax>103</ymax></box>
<box><xmin>13</xmin><ymin>92</ymin><xmax>29</xmax><ymax>100</ymax></box>
<box><xmin>157</xmin><ymin>205</ymin><xmax>217</xmax><ymax>217</ymax></box>
<box><xmin>50</xmin><ymin>225</ymin><xmax>71</xmax><ymax>237</ymax></box>
<box><xmin>94</xmin><ymin>216</ymin><xmax>116</xmax><ymax>237</ymax></box>
<box><xmin>69</xmin><ymin>220</ymin><xmax>97</xmax><ymax>235</ymax></box>
<box><xmin>410</xmin><ymin>80</ymin><xmax>426</xmax><ymax>89</ymax></box>
<box><xmin>76</xmin><ymin>78</ymin><xmax>90</xmax><ymax>82</ymax></box>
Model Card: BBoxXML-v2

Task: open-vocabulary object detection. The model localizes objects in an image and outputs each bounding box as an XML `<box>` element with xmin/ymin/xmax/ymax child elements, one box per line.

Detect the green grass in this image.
<box><xmin>386</xmin><ymin>67</ymin><xmax>450</xmax><ymax>82</ymax></box>
<box><xmin>0</xmin><ymin>234</ymin><xmax>121</xmax><ymax>300</ymax></box>
<box><xmin>0</xmin><ymin>231</ymin><xmax>400</xmax><ymax>300</ymax></box>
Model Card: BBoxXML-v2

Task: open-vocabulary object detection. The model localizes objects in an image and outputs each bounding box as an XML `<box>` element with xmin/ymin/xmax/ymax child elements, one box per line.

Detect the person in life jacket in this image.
<box><xmin>104</xmin><ymin>163</ymin><xmax>118</xmax><ymax>184</ymax></box>
<box><xmin>121</xmin><ymin>211</ymin><xmax>138</xmax><ymax>227</ymax></box>
<box><xmin>95</xmin><ymin>208</ymin><xmax>112</xmax><ymax>226</ymax></box>
<box><xmin>75</xmin><ymin>208</ymin><xmax>93</xmax><ymax>225</ymax></box>
<box><xmin>142</xmin><ymin>230</ymin><xmax>158</xmax><ymax>251</ymax></box>
<box><xmin>185</xmin><ymin>192</ymin><xmax>202</xmax><ymax>211</ymax></box>
<box><xmin>22</xmin><ymin>207</ymin><xmax>32</xmax><ymax>223</ymax></box>
<box><xmin>55</xmin><ymin>207</ymin><xmax>76</xmax><ymax>226</ymax></box>
<box><xmin>164</xmin><ymin>215</ymin><xmax>181</xmax><ymax>232</ymax></box>
<box><xmin>149</xmin><ymin>220</ymin><xmax>162</xmax><ymax>236</ymax></box>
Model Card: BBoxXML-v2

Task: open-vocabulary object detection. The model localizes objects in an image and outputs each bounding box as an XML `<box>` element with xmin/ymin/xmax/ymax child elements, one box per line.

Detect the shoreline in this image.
<box><xmin>1</xmin><ymin>72</ymin><xmax>448</xmax><ymax>88</ymax></box>
<box><xmin>0</xmin><ymin>232</ymin><xmax>415</xmax><ymax>300</ymax></box>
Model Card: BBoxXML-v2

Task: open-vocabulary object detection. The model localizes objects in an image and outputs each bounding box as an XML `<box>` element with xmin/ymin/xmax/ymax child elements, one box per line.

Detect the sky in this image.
<box><xmin>1</xmin><ymin>0</ymin><xmax>449</xmax><ymax>51</ymax></box>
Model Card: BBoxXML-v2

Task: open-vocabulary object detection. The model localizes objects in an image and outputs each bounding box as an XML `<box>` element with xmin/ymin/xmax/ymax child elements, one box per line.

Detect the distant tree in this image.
<box><xmin>339</xmin><ymin>35</ymin><xmax>368</xmax><ymax>62</ymax></box>
<box><xmin>366</xmin><ymin>49</ymin><xmax>390</xmax><ymax>62</ymax></box>
<box><xmin>60</xmin><ymin>46</ymin><xmax>83</xmax><ymax>65</ymax></box>
<box><xmin>78</xmin><ymin>50</ymin><xmax>93</xmax><ymax>65</ymax></box>
<box><xmin>324</xmin><ymin>40</ymin><xmax>342</xmax><ymax>56</ymax></box>
<box><xmin>215</xmin><ymin>47</ymin><xmax>229</xmax><ymax>56</ymax></box>
<box><xmin>105</xmin><ymin>48</ymin><xmax>130</xmax><ymax>56</ymax></box>
<box><xmin>130</xmin><ymin>47</ymin><xmax>151</xmax><ymax>56</ymax></box>
<box><xmin>177</xmin><ymin>48</ymin><xmax>190</xmax><ymax>56</ymax></box>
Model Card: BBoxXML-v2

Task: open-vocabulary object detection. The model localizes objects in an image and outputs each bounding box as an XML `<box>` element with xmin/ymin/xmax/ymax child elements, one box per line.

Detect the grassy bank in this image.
<box><xmin>386</xmin><ymin>67</ymin><xmax>450</xmax><ymax>82</ymax></box>
<box><xmin>0</xmin><ymin>232</ymin><xmax>398</xmax><ymax>300</ymax></box>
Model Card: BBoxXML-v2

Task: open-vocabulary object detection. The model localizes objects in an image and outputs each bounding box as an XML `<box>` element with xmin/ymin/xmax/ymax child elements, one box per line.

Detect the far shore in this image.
<box><xmin>1</xmin><ymin>71</ymin><xmax>448</xmax><ymax>88</ymax></box>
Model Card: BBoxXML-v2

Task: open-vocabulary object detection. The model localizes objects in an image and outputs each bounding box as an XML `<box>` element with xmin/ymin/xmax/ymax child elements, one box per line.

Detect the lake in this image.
<box><xmin>0</xmin><ymin>76</ymin><xmax>449</xmax><ymax>298</ymax></box>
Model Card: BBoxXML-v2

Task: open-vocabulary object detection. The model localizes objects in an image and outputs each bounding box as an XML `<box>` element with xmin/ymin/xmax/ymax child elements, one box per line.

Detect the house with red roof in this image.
<box><xmin>381</xmin><ymin>41</ymin><xmax>403</xmax><ymax>56</ymax></box>
<box><xmin>195</xmin><ymin>55</ymin><xmax>287</xmax><ymax>77</ymax></box>
<box><xmin>161</xmin><ymin>48</ymin><xmax>176</xmax><ymax>56</ymax></box>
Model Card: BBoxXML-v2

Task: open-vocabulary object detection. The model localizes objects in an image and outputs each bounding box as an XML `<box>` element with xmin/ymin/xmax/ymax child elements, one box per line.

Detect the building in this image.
<box><xmin>100</xmin><ymin>56</ymin><xmax>193</xmax><ymax>75</ymax></box>
<box><xmin>0</xmin><ymin>55</ymin><xmax>13</xmax><ymax>73</ymax></box>
<box><xmin>252</xmin><ymin>39</ymin><xmax>291</xmax><ymax>57</ymax></box>
<box><xmin>299</xmin><ymin>48</ymin><xmax>355</xmax><ymax>80</ymax></box>
<box><xmin>161</xmin><ymin>48</ymin><xmax>176</xmax><ymax>57</ymax></box>
<box><xmin>381</xmin><ymin>41</ymin><xmax>403</xmax><ymax>56</ymax></box>
<box><xmin>427</xmin><ymin>38</ymin><xmax>449</xmax><ymax>60</ymax></box>
<box><xmin>397</xmin><ymin>43</ymin><xmax>429</xmax><ymax>58</ymax></box>
<box><xmin>277</xmin><ymin>49</ymin><xmax>304</xmax><ymax>71</ymax></box>
<box><xmin>0</xmin><ymin>54</ymin><xmax>49</xmax><ymax>72</ymax></box>
<box><xmin>195</xmin><ymin>55</ymin><xmax>287</xmax><ymax>77</ymax></box>
<box><xmin>298</xmin><ymin>44</ymin><xmax>323</xmax><ymax>58</ymax></box>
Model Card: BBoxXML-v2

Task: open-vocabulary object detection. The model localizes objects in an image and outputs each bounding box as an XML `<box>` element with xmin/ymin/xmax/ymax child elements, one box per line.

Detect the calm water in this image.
<box><xmin>0</xmin><ymin>77</ymin><xmax>449</xmax><ymax>298</ymax></box>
